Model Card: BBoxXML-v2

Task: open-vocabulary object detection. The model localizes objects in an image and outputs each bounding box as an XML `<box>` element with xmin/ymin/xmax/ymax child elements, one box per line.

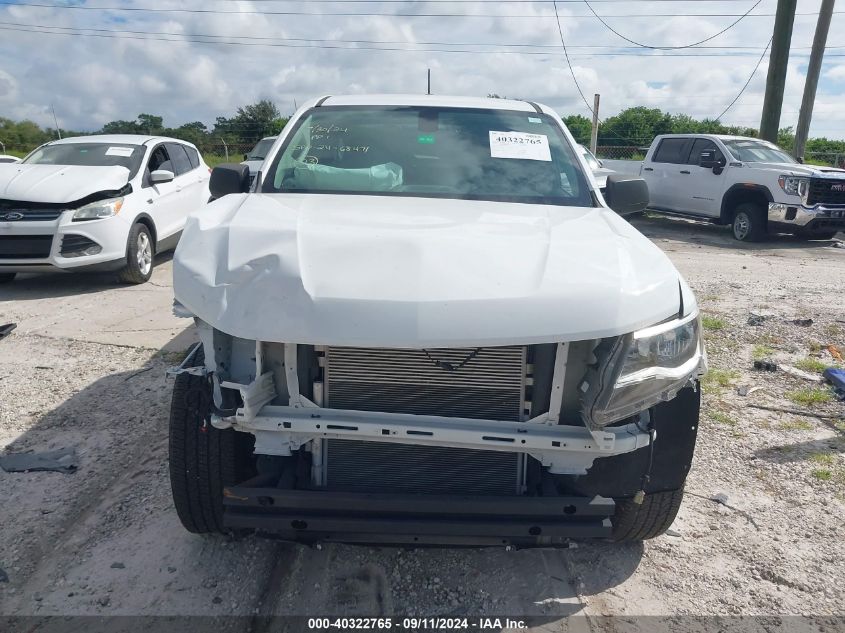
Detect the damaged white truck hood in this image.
<box><xmin>173</xmin><ymin>194</ymin><xmax>686</xmax><ymax>347</ymax></box>
<box><xmin>0</xmin><ymin>164</ymin><xmax>130</xmax><ymax>203</ymax></box>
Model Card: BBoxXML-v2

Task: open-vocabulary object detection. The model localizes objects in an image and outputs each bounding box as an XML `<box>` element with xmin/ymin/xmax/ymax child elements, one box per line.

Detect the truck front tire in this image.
<box><xmin>732</xmin><ymin>203</ymin><xmax>766</xmax><ymax>242</ymax></box>
<box><xmin>169</xmin><ymin>347</ymin><xmax>255</xmax><ymax>534</ymax></box>
<box><xmin>611</xmin><ymin>488</ymin><xmax>685</xmax><ymax>541</ymax></box>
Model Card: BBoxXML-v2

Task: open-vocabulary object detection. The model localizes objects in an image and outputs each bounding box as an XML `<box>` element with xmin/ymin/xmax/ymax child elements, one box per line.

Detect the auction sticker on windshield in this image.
<box><xmin>105</xmin><ymin>147</ymin><xmax>134</xmax><ymax>157</ymax></box>
<box><xmin>489</xmin><ymin>131</ymin><xmax>551</xmax><ymax>161</ymax></box>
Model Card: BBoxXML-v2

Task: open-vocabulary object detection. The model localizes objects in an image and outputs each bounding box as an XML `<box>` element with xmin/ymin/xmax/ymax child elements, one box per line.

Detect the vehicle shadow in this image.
<box><xmin>628</xmin><ymin>213</ymin><xmax>844</xmax><ymax>252</ymax></box>
<box><xmin>2</xmin><ymin>252</ymin><xmax>175</xmax><ymax>301</ymax></box>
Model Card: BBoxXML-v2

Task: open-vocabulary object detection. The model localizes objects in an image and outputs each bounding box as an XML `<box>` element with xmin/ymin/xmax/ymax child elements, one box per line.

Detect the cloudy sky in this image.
<box><xmin>1</xmin><ymin>0</ymin><xmax>845</xmax><ymax>139</ymax></box>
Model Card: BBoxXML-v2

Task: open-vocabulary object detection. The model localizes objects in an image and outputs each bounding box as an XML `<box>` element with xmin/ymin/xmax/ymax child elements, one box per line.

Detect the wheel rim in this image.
<box><xmin>136</xmin><ymin>232</ymin><xmax>152</xmax><ymax>275</ymax></box>
<box><xmin>734</xmin><ymin>212</ymin><xmax>750</xmax><ymax>240</ymax></box>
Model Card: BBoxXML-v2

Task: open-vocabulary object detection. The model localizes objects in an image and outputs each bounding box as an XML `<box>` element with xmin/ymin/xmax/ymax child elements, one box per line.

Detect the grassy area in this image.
<box><xmin>710</xmin><ymin>411</ymin><xmax>737</xmax><ymax>427</ymax></box>
<box><xmin>812</xmin><ymin>469</ymin><xmax>833</xmax><ymax>481</ymax></box>
<box><xmin>779</xmin><ymin>419</ymin><xmax>815</xmax><ymax>431</ymax></box>
<box><xmin>702</xmin><ymin>368</ymin><xmax>740</xmax><ymax>389</ymax></box>
<box><xmin>752</xmin><ymin>345</ymin><xmax>775</xmax><ymax>360</ymax></box>
<box><xmin>794</xmin><ymin>357</ymin><xmax>831</xmax><ymax>373</ymax></box>
<box><xmin>786</xmin><ymin>388</ymin><xmax>834</xmax><ymax>407</ymax></box>
<box><xmin>203</xmin><ymin>154</ymin><xmax>233</xmax><ymax>168</ymax></box>
<box><xmin>701</xmin><ymin>315</ymin><xmax>727</xmax><ymax>331</ymax></box>
<box><xmin>810</xmin><ymin>452</ymin><xmax>835</xmax><ymax>466</ymax></box>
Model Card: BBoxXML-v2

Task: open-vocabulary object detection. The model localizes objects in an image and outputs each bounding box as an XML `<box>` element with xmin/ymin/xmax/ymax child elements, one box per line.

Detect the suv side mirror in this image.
<box><xmin>243</xmin><ymin>154</ymin><xmax>249</xmax><ymax>162</ymax></box>
<box><xmin>604</xmin><ymin>174</ymin><xmax>649</xmax><ymax>216</ymax></box>
<box><xmin>150</xmin><ymin>169</ymin><xmax>175</xmax><ymax>184</ymax></box>
<box><xmin>210</xmin><ymin>163</ymin><xmax>250</xmax><ymax>199</ymax></box>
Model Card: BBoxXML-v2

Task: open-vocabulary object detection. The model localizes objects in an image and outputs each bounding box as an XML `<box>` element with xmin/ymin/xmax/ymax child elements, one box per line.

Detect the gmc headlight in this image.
<box><xmin>72</xmin><ymin>197</ymin><xmax>124</xmax><ymax>221</ymax></box>
<box><xmin>580</xmin><ymin>312</ymin><xmax>705</xmax><ymax>429</ymax></box>
<box><xmin>778</xmin><ymin>175</ymin><xmax>809</xmax><ymax>202</ymax></box>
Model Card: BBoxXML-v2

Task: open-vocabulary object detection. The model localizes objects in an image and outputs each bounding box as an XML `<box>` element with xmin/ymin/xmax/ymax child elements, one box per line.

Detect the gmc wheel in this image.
<box><xmin>731</xmin><ymin>203</ymin><xmax>766</xmax><ymax>242</ymax></box>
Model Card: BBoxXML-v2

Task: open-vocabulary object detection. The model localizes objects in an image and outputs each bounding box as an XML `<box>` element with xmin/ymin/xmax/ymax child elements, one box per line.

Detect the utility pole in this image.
<box><xmin>51</xmin><ymin>103</ymin><xmax>62</xmax><ymax>139</ymax></box>
<box><xmin>794</xmin><ymin>0</ymin><xmax>835</xmax><ymax>161</ymax></box>
<box><xmin>427</xmin><ymin>68</ymin><xmax>431</xmax><ymax>95</ymax></box>
<box><xmin>590</xmin><ymin>93</ymin><xmax>600</xmax><ymax>154</ymax></box>
<box><xmin>759</xmin><ymin>0</ymin><xmax>797</xmax><ymax>142</ymax></box>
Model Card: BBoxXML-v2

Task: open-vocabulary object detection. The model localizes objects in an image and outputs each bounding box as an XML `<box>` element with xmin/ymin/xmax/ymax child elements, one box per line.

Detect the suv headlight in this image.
<box><xmin>72</xmin><ymin>197</ymin><xmax>124</xmax><ymax>221</ymax></box>
<box><xmin>580</xmin><ymin>312</ymin><xmax>705</xmax><ymax>429</ymax></box>
<box><xmin>778</xmin><ymin>175</ymin><xmax>809</xmax><ymax>202</ymax></box>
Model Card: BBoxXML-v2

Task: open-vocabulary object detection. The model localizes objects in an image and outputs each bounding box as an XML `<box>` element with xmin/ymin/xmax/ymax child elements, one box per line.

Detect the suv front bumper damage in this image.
<box><xmin>768</xmin><ymin>202</ymin><xmax>845</xmax><ymax>233</ymax></box>
<box><xmin>223</xmin><ymin>487</ymin><xmax>616</xmax><ymax>545</ymax></box>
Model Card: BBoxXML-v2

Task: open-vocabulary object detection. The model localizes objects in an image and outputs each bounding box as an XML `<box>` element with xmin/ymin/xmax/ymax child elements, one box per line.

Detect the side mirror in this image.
<box><xmin>150</xmin><ymin>169</ymin><xmax>175</xmax><ymax>184</ymax></box>
<box><xmin>699</xmin><ymin>149</ymin><xmax>718</xmax><ymax>169</ymax></box>
<box><xmin>210</xmin><ymin>163</ymin><xmax>250</xmax><ymax>199</ymax></box>
<box><xmin>604</xmin><ymin>174</ymin><xmax>649</xmax><ymax>215</ymax></box>
<box><xmin>243</xmin><ymin>154</ymin><xmax>249</xmax><ymax>162</ymax></box>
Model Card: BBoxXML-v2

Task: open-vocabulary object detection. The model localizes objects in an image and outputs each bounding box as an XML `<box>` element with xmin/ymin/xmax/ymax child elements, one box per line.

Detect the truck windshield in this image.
<box><xmin>246</xmin><ymin>138</ymin><xmax>276</xmax><ymax>161</ymax></box>
<box><xmin>23</xmin><ymin>143</ymin><xmax>144</xmax><ymax>178</ymax></box>
<box><xmin>262</xmin><ymin>106</ymin><xmax>592</xmax><ymax>207</ymax></box>
<box><xmin>723</xmin><ymin>140</ymin><xmax>796</xmax><ymax>164</ymax></box>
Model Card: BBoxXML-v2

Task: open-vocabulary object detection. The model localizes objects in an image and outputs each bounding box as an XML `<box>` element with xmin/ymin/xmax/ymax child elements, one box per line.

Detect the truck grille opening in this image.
<box><xmin>322</xmin><ymin>345</ymin><xmax>528</xmax><ymax>496</ymax></box>
<box><xmin>807</xmin><ymin>178</ymin><xmax>845</xmax><ymax>206</ymax></box>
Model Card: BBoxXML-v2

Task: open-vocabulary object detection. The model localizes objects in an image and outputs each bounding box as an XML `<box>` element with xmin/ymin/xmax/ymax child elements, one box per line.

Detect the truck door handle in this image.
<box><xmin>643</xmin><ymin>167</ymin><xmax>653</xmax><ymax>172</ymax></box>
<box><xmin>680</xmin><ymin>170</ymin><xmax>691</xmax><ymax>174</ymax></box>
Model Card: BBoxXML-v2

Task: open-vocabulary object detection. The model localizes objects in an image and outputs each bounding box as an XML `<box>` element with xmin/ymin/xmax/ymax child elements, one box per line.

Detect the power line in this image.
<box><xmin>582</xmin><ymin>0</ymin><xmax>764</xmax><ymax>50</ymax></box>
<box><xmin>0</xmin><ymin>0</ymin><xmax>832</xmax><ymax>19</ymax></box>
<box><xmin>3</xmin><ymin>21</ymin><xmax>841</xmax><ymax>60</ymax></box>
<box><xmin>4</xmin><ymin>18</ymin><xmax>831</xmax><ymax>52</ymax></box>
<box><xmin>715</xmin><ymin>36</ymin><xmax>773</xmax><ymax>121</ymax></box>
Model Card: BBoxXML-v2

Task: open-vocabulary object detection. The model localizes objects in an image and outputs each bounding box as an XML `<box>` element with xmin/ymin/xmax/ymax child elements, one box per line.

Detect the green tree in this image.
<box><xmin>562</xmin><ymin>114</ymin><xmax>591</xmax><ymax>145</ymax></box>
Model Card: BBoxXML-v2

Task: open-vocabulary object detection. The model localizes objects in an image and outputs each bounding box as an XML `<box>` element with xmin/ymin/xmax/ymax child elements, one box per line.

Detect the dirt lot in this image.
<box><xmin>1</xmin><ymin>218</ymin><xmax>844</xmax><ymax>631</ymax></box>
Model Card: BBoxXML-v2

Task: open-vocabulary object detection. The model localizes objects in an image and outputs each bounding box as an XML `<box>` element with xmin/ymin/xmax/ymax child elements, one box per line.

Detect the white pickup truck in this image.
<box><xmin>640</xmin><ymin>134</ymin><xmax>845</xmax><ymax>241</ymax></box>
<box><xmin>167</xmin><ymin>95</ymin><xmax>705</xmax><ymax>546</ymax></box>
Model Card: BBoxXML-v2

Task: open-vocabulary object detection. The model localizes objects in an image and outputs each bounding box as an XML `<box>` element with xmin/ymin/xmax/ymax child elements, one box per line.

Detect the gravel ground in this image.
<box><xmin>0</xmin><ymin>217</ymin><xmax>843</xmax><ymax>631</ymax></box>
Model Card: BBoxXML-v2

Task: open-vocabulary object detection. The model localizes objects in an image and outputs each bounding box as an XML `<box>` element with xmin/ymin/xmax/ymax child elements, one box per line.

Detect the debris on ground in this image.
<box><xmin>823</xmin><ymin>368</ymin><xmax>845</xmax><ymax>400</ymax></box>
<box><xmin>790</xmin><ymin>318</ymin><xmax>814</xmax><ymax>327</ymax></box>
<box><xmin>781</xmin><ymin>365</ymin><xmax>823</xmax><ymax>382</ymax></box>
<box><xmin>0</xmin><ymin>323</ymin><xmax>16</xmax><ymax>342</ymax></box>
<box><xmin>747</xmin><ymin>314</ymin><xmax>768</xmax><ymax>326</ymax></box>
<box><xmin>753</xmin><ymin>360</ymin><xmax>778</xmax><ymax>372</ymax></box>
<box><xmin>828</xmin><ymin>345</ymin><xmax>843</xmax><ymax>362</ymax></box>
<box><xmin>0</xmin><ymin>568</ymin><xmax>8</xmax><ymax>583</ymax></box>
<box><xmin>0</xmin><ymin>447</ymin><xmax>78</xmax><ymax>474</ymax></box>
<box><xmin>736</xmin><ymin>385</ymin><xmax>763</xmax><ymax>397</ymax></box>
<box><xmin>710</xmin><ymin>493</ymin><xmax>729</xmax><ymax>506</ymax></box>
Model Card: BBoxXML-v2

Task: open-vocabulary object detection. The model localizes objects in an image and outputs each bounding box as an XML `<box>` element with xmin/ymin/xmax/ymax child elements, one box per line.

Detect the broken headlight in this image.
<box><xmin>580</xmin><ymin>312</ymin><xmax>704</xmax><ymax>429</ymax></box>
<box><xmin>72</xmin><ymin>197</ymin><xmax>124</xmax><ymax>221</ymax></box>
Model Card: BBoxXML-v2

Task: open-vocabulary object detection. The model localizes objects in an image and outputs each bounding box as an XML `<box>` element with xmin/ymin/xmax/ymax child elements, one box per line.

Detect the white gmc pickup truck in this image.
<box><xmin>640</xmin><ymin>134</ymin><xmax>845</xmax><ymax>241</ymax></box>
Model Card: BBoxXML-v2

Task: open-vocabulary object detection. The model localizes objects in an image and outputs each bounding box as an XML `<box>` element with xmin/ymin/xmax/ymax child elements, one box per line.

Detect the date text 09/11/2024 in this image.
<box><xmin>307</xmin><ymin>617</ymin><xmax>528</xmax><ymax>630</ymax></box>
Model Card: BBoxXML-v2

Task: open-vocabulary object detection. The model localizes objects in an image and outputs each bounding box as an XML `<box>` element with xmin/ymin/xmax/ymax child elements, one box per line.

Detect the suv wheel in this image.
<box><xmin>732</xmin><ymin>203</ymin><xmax>766</xmax><ymax>242</ymax></box>
<box><xmin>117</xmin><ymin>223</ymin><xmax>154</xmax><ymax>284</ymax></box>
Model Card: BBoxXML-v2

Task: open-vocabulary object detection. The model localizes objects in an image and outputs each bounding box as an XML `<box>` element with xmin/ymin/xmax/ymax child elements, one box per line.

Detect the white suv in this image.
<box><xmin>640</xmin><ymin>134</ymin><xmax>845</xmax><ymax>241</ymax></box>
<box><xmin>0</xmin><ymin>135</ymin><xmax>210</xmax><ymax>284</ymax></box>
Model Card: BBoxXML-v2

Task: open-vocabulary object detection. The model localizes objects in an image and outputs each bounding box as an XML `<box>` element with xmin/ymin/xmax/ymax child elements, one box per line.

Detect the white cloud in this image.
<box><xmin>0</xmin><ymin>0</ymin><xmax>842</xmax><ymax>138</ymax></box>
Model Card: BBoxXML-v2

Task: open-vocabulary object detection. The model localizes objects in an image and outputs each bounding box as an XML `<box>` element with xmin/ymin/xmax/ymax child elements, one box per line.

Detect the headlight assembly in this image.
<box><xmin>72</xmin><ymin>197</ymin><xmax>124</xmax><ymax>221</ymax></box>
<box><xmin>580</xmin><ymin>312</ymin><xmax>705</xmax><ymax>429</ymax></box>
<box><xmin>777</xmin><ymin>175</ymin><xmax>809</xmax><ymax>202</ymax></box>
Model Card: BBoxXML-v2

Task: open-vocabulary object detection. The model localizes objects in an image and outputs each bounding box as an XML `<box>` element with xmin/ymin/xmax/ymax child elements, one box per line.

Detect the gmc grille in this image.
<box><xmin>807</xmin><ymin>178</ymin><xmax>845</xmax><ymax>206</ymax></box>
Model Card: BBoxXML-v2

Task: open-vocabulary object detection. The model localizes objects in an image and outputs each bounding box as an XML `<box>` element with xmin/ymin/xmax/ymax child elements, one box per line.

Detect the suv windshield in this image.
<box><xmin>23</xmin><ymin>142</ymin><xmax>145</xmax><ymax>178</ymax></box>
<box><xmin>262</xmin><ymin>106</ymin><xmax>592</xmax><ymax>206</ymax></box>
<box><xmin>246</xmin><ymin>137</ymin><xmax>276</xmax><ymax>161</ymax></box>
<box><xmin>723</xmin><ymin>140</ymin><xmax>796</xmax><ymax>164</ymax></box>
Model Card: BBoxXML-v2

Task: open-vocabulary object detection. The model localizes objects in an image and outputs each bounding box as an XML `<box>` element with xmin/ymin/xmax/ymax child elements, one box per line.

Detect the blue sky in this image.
<box><xmin>1</xmin><ymin>0</ymin><xmax>844</xmax><ymax>139</ymax></box>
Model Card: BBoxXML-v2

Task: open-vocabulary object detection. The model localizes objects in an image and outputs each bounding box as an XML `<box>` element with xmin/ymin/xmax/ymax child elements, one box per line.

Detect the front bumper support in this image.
<box><xmin>231</xmin><ymin>405</ymin><xmax>653</xmax><ymax>475</ymax></box>
<box><xmin>223</xmin><ymin>487</ymin><xmax>615</xmax><ymax>545</ymax></box>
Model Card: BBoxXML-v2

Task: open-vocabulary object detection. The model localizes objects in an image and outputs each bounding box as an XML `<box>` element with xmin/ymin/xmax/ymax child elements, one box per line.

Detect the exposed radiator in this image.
<box><xmin>325</xmin><ymin>346</ymin><xmax>527</xmax><ymax>421</ymax></box>
<box><xmin>321</xmin><ymin>345</ymin><xmax>528</xmax><ymax>496</ymax></box>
